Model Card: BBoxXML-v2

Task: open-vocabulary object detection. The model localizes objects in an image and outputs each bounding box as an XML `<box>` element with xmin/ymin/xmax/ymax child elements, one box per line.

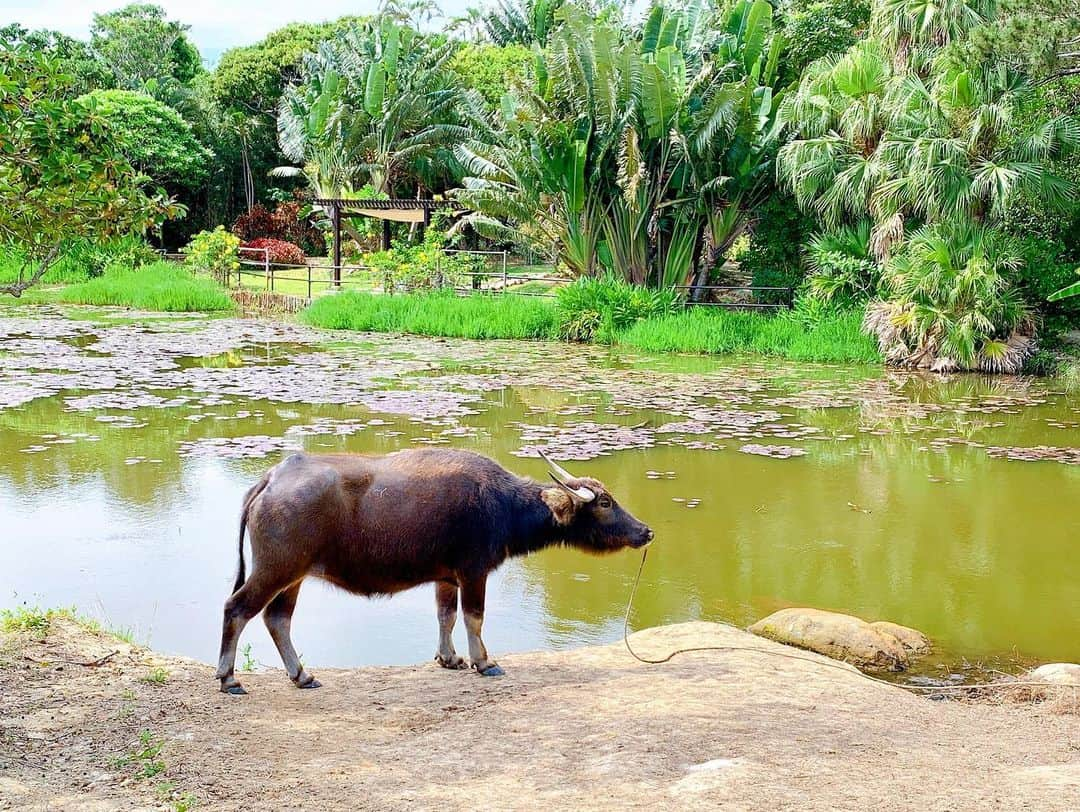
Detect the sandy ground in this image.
<box><xmin>1</xmin><ymin>618</ymin><xmax>1077</xmax><ymax>812</ymax></box>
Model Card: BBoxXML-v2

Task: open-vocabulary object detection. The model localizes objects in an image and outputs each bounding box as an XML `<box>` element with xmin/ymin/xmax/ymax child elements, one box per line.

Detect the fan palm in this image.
<box><xmin>867</xmin><ymin>221</ymin><xmax>1032</xmax><ymax>371</ymax></box>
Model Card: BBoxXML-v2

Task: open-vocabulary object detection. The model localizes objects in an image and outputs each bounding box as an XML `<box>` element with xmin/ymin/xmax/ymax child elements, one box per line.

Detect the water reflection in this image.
<box><xmin>1</xmin><ymin>304</ymin><xmax>1077</xmax><ymax>674</ymax></box>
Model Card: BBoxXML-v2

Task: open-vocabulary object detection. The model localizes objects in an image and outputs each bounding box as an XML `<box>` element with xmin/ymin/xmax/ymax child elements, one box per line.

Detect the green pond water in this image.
<box><xmin>1</xmin><ymin>303</ymin><xmax>1078</xmax><ymax>683</ymax></box>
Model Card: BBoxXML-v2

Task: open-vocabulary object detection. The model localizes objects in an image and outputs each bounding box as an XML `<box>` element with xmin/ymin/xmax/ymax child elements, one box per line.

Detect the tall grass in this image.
<box><xmin>616</xmin><ymin>308</ymin><xmax>882</xmax><ymax>363</ymax></box>
<box><xmin>55</xmin><ymin>262</ymin><xmax>234</xmax><ymax>312</ymax></box>
<box><xmin>300</xmin><ymin>290</ymin><xmax>559</xmax><ymax>340</ymax></box>
<box><xmin>0</xmin><ymin>249</ymin><xmax>94</xmax><ymax>288</ymax></box>
<box><xmin>300</xmin><ymin>289</ymin><xmax>880</xmax><ymax>362</ymax></box>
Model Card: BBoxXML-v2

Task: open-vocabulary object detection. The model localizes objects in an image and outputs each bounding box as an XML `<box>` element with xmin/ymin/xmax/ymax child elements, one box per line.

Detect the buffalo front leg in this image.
<box><xmin>460</xmin><ymin>575</ymin><xmax>503</xmax><ymax>676</ymax></box>
<box><xmin>216</xmin><ymin>574</ymin><xmax>284</xmax><ymax>695</ymax></box>
<box><xmin>263</xmin><ymin>582</ymin><xmax>319</xmax><ymax>689</ymax></box>
<box><xmin>434</xmin><ymin>581</ymin><xmax>466</xmax><ymax>669</ymax></box>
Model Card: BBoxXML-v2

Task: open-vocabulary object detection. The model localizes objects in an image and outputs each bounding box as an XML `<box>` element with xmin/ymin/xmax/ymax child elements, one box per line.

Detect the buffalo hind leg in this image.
<box><xmin>460</xmin><ymin>575</ymin><xmax>502</xmax><ymax>676</ymax></box>
<box><xmin>434</xmin><ymin>582</ymin><xmax>466</xmax><ymax>669</ymax></box>
<box><xmin>263</xmin><ymin>582</ymin><xmax>319</xmax><ymax>689</ymax></box>
<box><xmin>216</xmin><ymin>574</ymin><xmax>286</xmax><ymax>695</ymax></box>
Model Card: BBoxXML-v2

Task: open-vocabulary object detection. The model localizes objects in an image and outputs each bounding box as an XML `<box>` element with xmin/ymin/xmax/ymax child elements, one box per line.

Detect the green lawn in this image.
<box><xmin>232</xmin><ymin>263</ymin><xmax>381</xmax><ymax>298</ymax></box>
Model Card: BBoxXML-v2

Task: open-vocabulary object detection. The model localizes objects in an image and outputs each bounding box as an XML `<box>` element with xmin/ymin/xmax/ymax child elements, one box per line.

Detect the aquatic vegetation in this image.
<box><xmin>616</xmin><ymin>308</ymin><xmax>882</xmax><ymax>364</ymax></box>
<box><xmin>299</xmin><ymin>288</ymin><xmax>882</xmax><ymax>363</ymax></box>
<box><xmin>55</xmin><ymin>263</ymin><xmax>234</xmax><ymax>312</ymax></box>
<box><xmin>300</xmin><ymin>291</ymin><xmax>560</xmax><ymax>340</ymax></box>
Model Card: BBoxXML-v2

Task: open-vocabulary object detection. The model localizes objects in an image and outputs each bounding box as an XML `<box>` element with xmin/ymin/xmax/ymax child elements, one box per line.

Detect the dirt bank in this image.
<box><xmin>1</xmin><ymin>619</ymin><xmax>1077</xmax><ymax>811</ymax></box>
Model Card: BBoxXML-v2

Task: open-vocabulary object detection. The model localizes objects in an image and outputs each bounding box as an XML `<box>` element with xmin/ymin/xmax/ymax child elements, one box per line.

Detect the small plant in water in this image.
<box><xmin>142</xmin><ymin>667</ymin><xmax>169</xmax><ymax>685</ymax></box>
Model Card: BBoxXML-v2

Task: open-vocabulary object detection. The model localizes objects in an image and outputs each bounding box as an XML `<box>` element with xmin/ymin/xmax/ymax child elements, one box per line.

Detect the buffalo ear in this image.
<box><xmin>541</xmin><ymin>487</ymin><xmax>577</xmax><ymax>526</ymax></box>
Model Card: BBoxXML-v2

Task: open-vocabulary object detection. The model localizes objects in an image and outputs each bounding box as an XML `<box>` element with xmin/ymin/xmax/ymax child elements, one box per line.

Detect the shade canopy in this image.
<box><xmin>315</xmin><ymin>198</ymin><xmax>468</xmax><ymax>284</ymax></box>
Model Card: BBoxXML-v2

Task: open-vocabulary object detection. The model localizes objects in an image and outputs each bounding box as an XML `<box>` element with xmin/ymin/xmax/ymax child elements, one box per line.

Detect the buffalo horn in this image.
<box><xmin>538</xmin><ymin>449</ymin><xmax>595</xmax><ymax>502</ymax></box>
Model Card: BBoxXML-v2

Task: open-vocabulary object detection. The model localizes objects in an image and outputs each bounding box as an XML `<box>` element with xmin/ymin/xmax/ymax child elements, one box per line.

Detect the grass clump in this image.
<box><xmin>556</xmin><ymin>275</ymin><xmax>681</xmax><ymax>342</ymax></box>
<box><xmin>0</xmin><ymin>606</ymin><xmax>75</xmax><ymax>638</ymax></box>
<box><xmin>300</xmin><ymin>290</ymin><xmax>559</xmax><ymax>340</ymax></box>
<box><xmin>142</xmin><ymin>666</ymin><xmax>170</xmax><ymax>684</ymax></box>
<box><xmin>616</xmin><ymin>308</ymin><xmax>881</xmax><ymax>363</ymax></box>
<box><xmin>55</xmin><ymin>262</ymin><xmax>233</xmax><ymax>312</ymax></box>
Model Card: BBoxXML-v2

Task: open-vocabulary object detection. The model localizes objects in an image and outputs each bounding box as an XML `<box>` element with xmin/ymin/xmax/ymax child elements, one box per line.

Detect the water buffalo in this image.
<box><xmin>216</xmin><ymin>448</ymin><xmax>653</xmax><ymax>694</ymax></box>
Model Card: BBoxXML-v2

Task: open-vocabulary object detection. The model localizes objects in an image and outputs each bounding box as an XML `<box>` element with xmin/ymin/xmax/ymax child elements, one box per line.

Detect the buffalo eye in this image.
<box><xmin>598</xmin><ymin>496</ymin><xmax>612</xmax><ymax>509</ymax></box>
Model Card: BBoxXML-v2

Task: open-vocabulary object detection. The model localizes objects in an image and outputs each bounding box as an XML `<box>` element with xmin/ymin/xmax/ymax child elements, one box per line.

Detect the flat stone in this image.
<box><xmin>749</xmin><ymin>608</ymin><xmax>909</xmax><ymax>671</ymax></box>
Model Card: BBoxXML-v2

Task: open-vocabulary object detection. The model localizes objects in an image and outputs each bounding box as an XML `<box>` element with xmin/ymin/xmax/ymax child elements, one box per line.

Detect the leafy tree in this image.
<box><xmin>207</xmin><ymin>18</ymin><xmax>363</xmax><ymax>212</ymax></box>
<box><xmin>780</xmin><ymin>0</ymin><xmax>1080</xmax><ymax>368</ymax></box>
<box><xmin>0</xmin><ymin>24</ymin><xmax>113</xmax><ymax>95</ymax></box>
<box><xmin>969</xmin><ymin>0</ymin><xmax>1080</xmax><ymax>83</ymax></box>
<box><xmin>867</xmin><ymin>222</ymin><xmax>1032</xmax><ymax>372</ymax></box>
<box><xmin>480</xmin><ymin>0</ymin><xmax>567</xmax><ymax>46</ymax></box>
<box><xmin>77</xmin><ymin>90</ymin><xmax>211</xmax><ymax>188</ymax></box>
<box><xmin>0</xmin><ymin>44</ymin><xmax>179</xmax><ymax>296</ymax></box>
<box><xmin>449</xmin><ymin>43</ymin><xmax>533</xmax><ymax>112</ymax></box>
<box><xmin>777</xmin><ymin>0</ymin><xmax>871</xmax><ymax>84</ymax></box>
<box><xmin>90</xmin><ymin>4</ymin><xmax>200</xmax><ymax>104</ymax></box>
<box><xmin>779</xmin><ymin>42</ymin><xmax>1079</xmax><ymax>255</ymax></box>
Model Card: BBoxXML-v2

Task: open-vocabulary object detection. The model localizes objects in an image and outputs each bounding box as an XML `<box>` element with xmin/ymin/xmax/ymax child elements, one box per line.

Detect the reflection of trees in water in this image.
<box><xmin>3</xmin><ymin>311</ymin><xmax>1077</xmax><ymax>664</ymax></box>
<box><xmin>516</xmin><ymin>433</ymin><xmax>1080</xmax><ymax>664</ymax></box>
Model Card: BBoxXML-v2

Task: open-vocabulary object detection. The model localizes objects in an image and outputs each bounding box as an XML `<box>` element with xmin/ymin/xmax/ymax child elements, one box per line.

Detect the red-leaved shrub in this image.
<box><xmin>232</xmin><ymin>205</ymin><xmax>276</xmax><ymax>243</ymax></box>
<box><xmin>232</xmin><ymin>199</ymin><xmax>325</xmax><ymax>257</ymax></box>
<box><xmin>240</xmin><ymin>238</ymin><xmax>306</xmax><ymax>265</ymax></box>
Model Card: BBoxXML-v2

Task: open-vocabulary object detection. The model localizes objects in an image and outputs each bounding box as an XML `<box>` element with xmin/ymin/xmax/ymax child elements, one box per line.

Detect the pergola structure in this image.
<box><xmin>315</xmin><ymin>198</ymin><xmax>465</xmax><ymax>285</ymax></box>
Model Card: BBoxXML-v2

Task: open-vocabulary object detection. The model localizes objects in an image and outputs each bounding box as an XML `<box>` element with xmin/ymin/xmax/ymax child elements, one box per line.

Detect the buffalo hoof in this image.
<box><xmin>479</xmin><ymin>665</ymin><xmax>505</xmax><ymax>677</ymax></box>
<box><xmin>295</xmin><ymin>674</ymin><xmax>321</xmax><ymax>689</ymax></box>
<box><xmin>435</xmin><ymin>653</ymin><xmax>467</xmax><ymax>670</ymax></box>
<box><xmin>222</xmin><ymin>684</ymin><xmax>247</xmax><ymax>695</ymax></box>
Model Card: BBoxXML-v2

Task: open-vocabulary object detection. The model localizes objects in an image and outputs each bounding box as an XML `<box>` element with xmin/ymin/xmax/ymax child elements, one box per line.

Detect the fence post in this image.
<box><xmin>307</xmin><ymin>264</ymin><xmax>312</xmax><ymax>300</ymax></box>
<box><xmin>501</xmin><ymin>251</ymin><xmax>507</xmax><ymax>293</ymax></box>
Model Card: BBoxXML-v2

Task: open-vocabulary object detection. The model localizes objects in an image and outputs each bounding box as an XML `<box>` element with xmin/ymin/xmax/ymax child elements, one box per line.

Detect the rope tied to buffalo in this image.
<box><xmin>622</xmin><ymin>547</ymin><xmax>1079</xmax><ymax>698</ymax></box>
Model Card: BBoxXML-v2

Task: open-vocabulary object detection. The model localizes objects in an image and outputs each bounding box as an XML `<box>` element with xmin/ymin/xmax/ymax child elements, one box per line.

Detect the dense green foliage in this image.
<box><xmin>300</xmin><ymin>290</ymin><xmax>560</xmax><ymax>339</ymax></box>
<box><xmin>778</xmin><ymin>0</ymin><xmax>1079</xmax><ymax>369</ymax></box>
<box><xmin>778</xmin><ymin>0</ymin><xmax>871</xmax><ymax>84</ymax></box>
<box><xmin>277</xmin><ymin>18</ymin><xmax>483</xmax><ymax>197</ymax></box>
<box><xmin>55</xmin><ymin>262</ymin><xmax>234</xmax><ymax>311</ymax></box>
<box><xmin>183</xmin><ymin>227</ymin><xmax>240</xmax><ymax>278</ymax></box>
<box><xmin>89</xmin><ymin>4</ymin><xmax>200</xmax><ymax>106</ymax></box>
<box><xmin>449</xmin><ymin>43</ymin><xmax>532</xmax><ymax>111</ymax></box>
<box><xmin>0</xmin><ymin>25</ymin><xmax>112</xmax><ymax>95</ymax></box>
<box><xmin>970</xmin><ymin>0</ymin><xmax>1079</xmax><ymax>83</ymax></box>
<box><xmin>78</xmin><ymin>90</ymin><xmax>211</xmax><ymax>188</ymax></box>
<box><xmin>555</xmin><ymin>276</ymin><xmax>682</xmax><ymax>341</ymax></box>
<box><xmin>617</xmin><ymin>308</ymin><xmax>881</xmax><ymax>363</ymax></box>
<box><xmin>4</xmin><ymin>0</ymin><xmax>1079</xmax><ymax>370</ymax></box>
<box><xmin>0</xmin><ymin>42</ymin><xmax>178</xmax><ymax>297</ymax></box>
<box><xmin>457</xmin><ymin>0</ymin><xmax>786</xmax><ymax>291</ymax></box>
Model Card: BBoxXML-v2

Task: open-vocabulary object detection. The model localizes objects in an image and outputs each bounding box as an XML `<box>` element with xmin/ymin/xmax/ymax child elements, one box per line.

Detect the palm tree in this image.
<box><xmin>457</xmin><ymin>0</ymin><xmax>786</xmax><ymax>291</ymax></box>
<box><xmin>481</xmin><ymin>0</ymin><xmax>567</xmax><ymax>46</ymax></box>
<box><xmin>780</xmin><ymin>2</ymin><xmax>1079</xmax><ymax>370</ymax></box>
<box><xmin>866</xmin><ymin>221</ymin><xmax>1033</xmax><ymax>372</ymax></box>
<box><xmin>277</xmin><ymin>19</ymin><xmax>486</xmax><ymax>199</ymax></box>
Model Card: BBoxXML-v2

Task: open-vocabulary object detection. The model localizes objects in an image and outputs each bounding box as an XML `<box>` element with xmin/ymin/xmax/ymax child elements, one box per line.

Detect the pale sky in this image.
<box><xmin>0</xmin><ymin>0</ymin><xmax>476</xmax><ymax>54</ymax></box>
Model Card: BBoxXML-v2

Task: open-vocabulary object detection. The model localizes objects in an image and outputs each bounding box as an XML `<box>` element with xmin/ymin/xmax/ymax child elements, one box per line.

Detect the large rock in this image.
<box><xmin>1026</xmin><ymin>663</ymin><xmax>1080</xmax><ymax>686</ymax></box>
<box><xmin>869</xmin><ymin>621</ymin><xmax>932</xmax><ymax>655</ymax></box>
<box><xmin>749</xmin><ymin>608</ymin><xmax>916</xmax><ymax>671</ymax></box>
